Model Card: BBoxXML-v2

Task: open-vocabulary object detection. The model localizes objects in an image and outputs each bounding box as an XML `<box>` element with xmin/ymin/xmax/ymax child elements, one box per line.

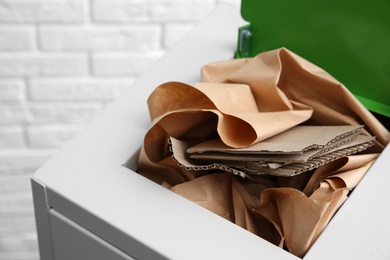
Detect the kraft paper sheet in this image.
<box><xmin>137</xmin><ymin>48</ymin><xmax>390</xmax><ymax>257</ymax></box>
<box><xmin>187</xmin><ymin>125</ymin><xmax>365</xmax><ymax>154</ymax></box>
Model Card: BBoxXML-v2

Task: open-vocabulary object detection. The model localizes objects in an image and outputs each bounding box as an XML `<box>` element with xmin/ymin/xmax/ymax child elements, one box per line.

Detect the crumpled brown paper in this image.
<box><xmin>254</xmin><ymin>153</ymin><xmax>379</xmax><ymax>257</ymax></box>
<box><xmin>137</xmin><ymin>48</ymin><xmax>390</xmax><ymax>257</ymax></box>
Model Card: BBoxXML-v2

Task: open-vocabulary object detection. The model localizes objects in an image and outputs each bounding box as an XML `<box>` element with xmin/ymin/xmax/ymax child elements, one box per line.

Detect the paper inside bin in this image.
<box><xmin>137</xmin><ymin>47</ymin><xmax>390</xmax><ymax>258</ymax></box>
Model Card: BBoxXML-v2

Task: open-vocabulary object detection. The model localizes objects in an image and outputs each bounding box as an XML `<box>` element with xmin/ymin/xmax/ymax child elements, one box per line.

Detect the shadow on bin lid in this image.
<box><xmin>236</xmin><ymin>0</ymin><xmax>390</xmax><ymax>117</ymax></box>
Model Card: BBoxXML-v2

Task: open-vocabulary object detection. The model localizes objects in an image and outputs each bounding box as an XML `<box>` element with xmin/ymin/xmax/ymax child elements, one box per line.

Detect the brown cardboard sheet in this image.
<box><xmin>170</xmin><ymin>135</ymin><xmax>375</xmax><ymax>177</ymax></box>
<box><xmin>188</xmin><ymin>135</ymin><xmax>374</xmax><ymax>164</ymax></box>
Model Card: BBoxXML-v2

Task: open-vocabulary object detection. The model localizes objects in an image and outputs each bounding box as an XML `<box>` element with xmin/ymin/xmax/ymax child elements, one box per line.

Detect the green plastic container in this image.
<box><xmin>236</xmin><ymin>0</ymin><xmax>390</xmax><ymax>117</ymax></box>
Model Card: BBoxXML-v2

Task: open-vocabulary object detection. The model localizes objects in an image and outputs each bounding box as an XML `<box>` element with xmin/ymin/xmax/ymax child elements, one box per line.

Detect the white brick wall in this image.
<box><xmin>0</xmin><ymin>53</ymin><xmax>88</xmax><ymax>76</ymax></box>
<box><xmin>0</xmin><ymin>0</ymin><xmax>86</xmax><ymax>23</ymax></box>
<box><xmin>39</xmin><ymin>25</ymin><xmax>162</xmax><ymax>51</ymax></box>
<box><xmin>0</xmin><ymin>0</ymin><xmax>240</xmax><ymax>259</ymax></box>
<box><xmin>0</xmin><ymin>80</ymin><xmax>25</xmax><ymax>101</ymax></box>
<box><xmin>0</xmin><ymin>27</ymin><xmax>34</xmax><ymax>51</ymax></box>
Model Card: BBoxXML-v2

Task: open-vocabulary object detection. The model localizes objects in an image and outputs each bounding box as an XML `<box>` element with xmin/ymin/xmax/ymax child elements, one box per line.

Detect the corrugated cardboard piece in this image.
<box><xmin>170</xmin><ymin>130</ymin><xmax>375</xmax><ymax>177</ymax></box>
<box><xmin>137</xmin><ymin>48</ymin><xmax>390</xmax><ymax>257</ymax></box>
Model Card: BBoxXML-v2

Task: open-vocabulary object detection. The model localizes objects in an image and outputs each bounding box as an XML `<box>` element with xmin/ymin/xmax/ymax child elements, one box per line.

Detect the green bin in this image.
<box><xmin>235</xmin><ymin>0</ymin><xmax>390</xmax><ymax>120</ymax></box>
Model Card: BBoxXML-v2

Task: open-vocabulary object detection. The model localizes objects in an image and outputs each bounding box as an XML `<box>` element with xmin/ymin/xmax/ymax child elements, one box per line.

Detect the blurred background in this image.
<box><xmin>0</xmin><ymin>0</ymin><xmax>240</xmax><ymax>259</ymax></box>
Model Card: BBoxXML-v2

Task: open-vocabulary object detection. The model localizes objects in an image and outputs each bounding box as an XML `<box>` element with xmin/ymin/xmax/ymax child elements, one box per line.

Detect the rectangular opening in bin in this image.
<box><xmin>125</xmin><ymin>52</ymin><xmax>388</xmax><ymax>257</ymax></box>
<box><xmin>120</xmin><ymin>1</ymin><xmax>388</xmax><ymax>256</ymax></box>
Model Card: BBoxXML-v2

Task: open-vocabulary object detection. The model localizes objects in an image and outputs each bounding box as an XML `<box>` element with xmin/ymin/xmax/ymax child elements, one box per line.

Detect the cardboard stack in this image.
<box><xmin>170</xmin><ymin>125</ymin><xmax>375</xmax><ymax>178</ymax></box>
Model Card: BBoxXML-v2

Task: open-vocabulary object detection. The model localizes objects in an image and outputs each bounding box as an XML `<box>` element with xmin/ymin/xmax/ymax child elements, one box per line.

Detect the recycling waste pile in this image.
<box><xmin>137</xmin><ymin>48</ymin><xmax>390</xmax><ymax>258</ymax></box>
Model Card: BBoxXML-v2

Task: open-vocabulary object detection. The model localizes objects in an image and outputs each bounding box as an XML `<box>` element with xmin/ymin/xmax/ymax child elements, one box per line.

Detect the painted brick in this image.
<box><xmin>0</xmin><ymin>216</ymin><xmax>36</xmax><ymax>234</ymax></box>
<box><xmin>0</xmin><ymin>53</ymin><xmax>88</xmax><ymax>77</ymax></box>
<box><xmin>0</xmin><ymin>126</ymin><xmax>24</xmax><ymax>148</ymax></box>
<box><xmin>0</xmin><ymin>105</ymin><xmax>26</xmax><ymax>125</ymax></box>
<box><xmin>216</xmin><ymin>0</ymin><xmax>241</xmax><ymax>6</ymax></box>
<box><xmin>0</xmin><ymin>79</ymin><xmax>25</xmax><ymax>101</ymax></box>
<box><xmin>92</xmin><ymin>0</ymin><xmax>149</xmax><ymax>23</ymax></box>
<box><xmin>0</xmin><ymin>174</ymin><xmax>34</xmax><ymax>192</ymax></box>
<box><xmin>29</xmin><ymin>78</ymin><xmax>133</xmax><ymax>101</ymax></box>
<box><xmin>0</xmin><ymin>0</ymin><xmax>86</xmax><ymax>23</ymax></box>
<box><xmin>27</xmin><ymin>125</ymin><xmax>84</xmax><ymax>148</ymax></box>
<box><xmin>39</xmin><ymin>25</ymin><xmax>161</xmax><ymax>51</ymax></box>
<box><xmin>150</xmin><ymin>1</ymin><xmax>215</xmax><ymax>22</ymax></box>
<box><xmin>0</xmin><ymin>149</ymin><xmax>54</xmax><ymax>175</ymax></box>
<box><xmin>0</xmin><ymin>251</ymin><xmax>39</xmax><ymax>260</ymax></box>
<box><xmin>0</xmin><ymin>192</ymin><xmax>34</xmax><ymax>217</ymax></box>
<box><xmin>0</xmin><ymin>103</ymin><xmax>103</xmax><ymax>125</ymax></box>
<box><xmin>164</xmin><ymin>23</ymin><xmax>195</xmax><ymax>48</ymax></box>
<box><xmin>92</xmin><ymin>0</ymin><xmax>220</xmax><ymax>23</ymax></box>
<box><xmin>0</xmin><ymin>26</ymin><xmax>34</xmax><ymax>50</ymax></box>
<box><xmin>92</xmin><ymin>52</ymin><xmax>164</xmax><ymax>76</ymax></box>
<box><xmin>0</xmin><ymin>232</ymin><xmax>38</xmax><ymax>253</ymax></box>
<box><xmin>29</xmin><ymin>103</ymin><xmax>103</xmax><ymax>124</ymax></box>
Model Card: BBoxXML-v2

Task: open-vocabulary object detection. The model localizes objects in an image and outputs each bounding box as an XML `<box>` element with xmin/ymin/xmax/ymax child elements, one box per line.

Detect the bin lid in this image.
<box><xmin>237</xmin><ymin>0</ymin><xmax>390</xmax><ymax>117</ymax></box>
